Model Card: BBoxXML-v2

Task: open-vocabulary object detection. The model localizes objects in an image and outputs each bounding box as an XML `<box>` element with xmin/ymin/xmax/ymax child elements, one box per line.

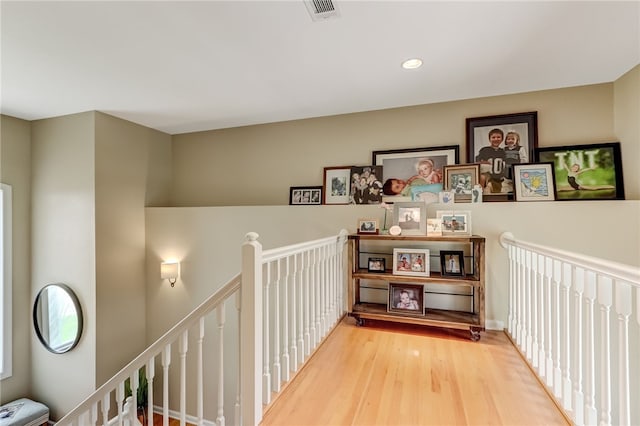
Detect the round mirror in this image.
<box><xmin>33</xmin><ymin>283</ymin><xmax>83</xmax><ymax>354</ymax></box>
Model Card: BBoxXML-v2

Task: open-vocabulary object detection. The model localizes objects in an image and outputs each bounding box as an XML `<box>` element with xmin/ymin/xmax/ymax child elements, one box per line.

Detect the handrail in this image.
<box><xmin>57</xmin><ymin>274</ymin><xmax>242</xmax><ymax>423</ymax></box>
<box><xmin>262</xmin><ymin>230</ymin><xmax>348</xmax><ymax>263</ymax></box>
<box><xmin>499</xmin><ymin>232</ymin><xmax>640</xmax><ymax>285</ymax></box>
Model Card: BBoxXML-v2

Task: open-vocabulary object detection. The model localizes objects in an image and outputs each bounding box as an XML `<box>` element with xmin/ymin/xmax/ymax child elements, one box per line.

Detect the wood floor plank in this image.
<box><xmin>261</xmin><ymin>317</ymin><xmax>568</xmax><ymax>426</ymax></box>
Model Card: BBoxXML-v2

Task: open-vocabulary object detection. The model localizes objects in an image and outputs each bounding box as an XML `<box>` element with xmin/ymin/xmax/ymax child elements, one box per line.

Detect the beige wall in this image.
<box><xmin>614</xmin><ymin>64</ymin><xmax>640</xmax><ymax>200</ymax></box>
<box><xmin>0</xmin><ymin>116</ymin><xmax>32</xmax><ymax>403</ymax></box>
<box><xmin>171</xmin><ymin>82</ymin><xmax>627</xmax><ymax>206</ymax></box>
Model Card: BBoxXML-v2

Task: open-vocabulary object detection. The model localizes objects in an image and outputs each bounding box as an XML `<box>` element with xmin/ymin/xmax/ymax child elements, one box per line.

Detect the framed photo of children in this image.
<box><xmin>440</xmin><ymin>250</ymin><xmax>465</xmax><ymax>277</ymax></box>
<box><xmin>372</xmin><ymin>146</ymin><xmax>459</xmax><ymax>203</ymax></box>
<box><xmin>323</xmin><ymin>166</ymin><xmax>352</xmax><ymax>204</ymax></box>
<box><xmin>466</xmin><ymin>111</ymin><xmax>538</xmax><ymax>201</ymax></box>
<box><xmin>436</xmin><ymin>210</ymin><xmax>472</xmax><ymax>236</ymax></box>
<box><xmin>367</xmin><ymin>257</ymin><xmax>386</xmax><ymax>273</ymax></box>
<box><xmin>289</xmin><ymin>186</ymin><xmax>322</xmax><ymax>205</ymax></box>
<box><xmin>392</xmin><ymin>248</ymin><xmax>430</xmax><ymax>277</ymax></box>
<box><xmin>392</xmin><ymin>202</ymin><xmax>426</xmax><ymax>235</ymax></box>
<box><xmin>350</xmin><ymin>165</ymin><xmax>383</xmax><ymax>204</ymax></box>
<box><xmin>388</xmin><ymin>283</ymin><xmax>424</xmax><ymax>315</ymax></box>
<box><xmin>512</xmin><ymin>163</ymin><xmax>557</xmax><ymax>202</ymax></box>
<box><xmin>443</xmin><ymin>164</ymin><xmax>480</xmax><ymax>203</ymax></box>
<box><xmin>357</xmin><ymin>218</ymin><xmax>379</xmax><ymax>234</ymax></box>
<box><xmin>534</xmin><ymin>142</ymin><xmax>625</xmax><ymax>201</ymax></box>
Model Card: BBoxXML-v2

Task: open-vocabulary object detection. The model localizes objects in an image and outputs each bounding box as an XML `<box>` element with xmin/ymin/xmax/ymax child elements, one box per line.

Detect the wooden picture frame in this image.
<box><xmin>392</xmin><ymin>248</ymin><xmax>430</xmax><ymax>277</ymax></box>
<box><xmin>392</xmin><ymin>202</ymin><xmax>426</xmax><ymax>236</ymax></box>
<box><xmin>443</xmin><ymin>163</ymin><xmax>480</xmax><ymax>203</ymax></box>
<box><xmin>322</xmin><ymin>166</ymin><xmax>352</xmax><ymax>204</ymax></box>
<box><xmin>357</xmin><ymin>218</ymin><xmax>379</xmax><ymax>235</ymax></box>
<box><xmin>388</xmin><ymin>283</ymin><xmax>424</xmax><ymax>315</ymax></box>
<box><xmin>534</xmin><ymin>142</ymin><xmax>624</xmax><ymax>201</ymax></box>
<box><xmin>289</xmin><ymin>186</ymin><xmax>322</xmax><ymax>205</ymax></box>
<box><xmin>512</xmin><ymin>163</ymin><xmax>557</xmax><ymax>202</ymax></box>
<box><xmin>440</xmin><ymin>250</ymin><xmax>465</xmax><ymax>277</ymax></box>
<box><xmin>372</xmin><ymin>146</ymin><xmax>459</xmax><ymax>203</ymax></box>
<box><xmin>436</xmin><ymin>210</ymin><xmax>472</xmax><ymax>236</ymax></box>
<box><xmin>466</xmin><ymin>111</ymin><xmax>538</xmax><ymax>201</ymax></box>
<box><xmin>367</xmin><ymin>257</ymin><xmax>386</xmax><ymax>273</ymax></box>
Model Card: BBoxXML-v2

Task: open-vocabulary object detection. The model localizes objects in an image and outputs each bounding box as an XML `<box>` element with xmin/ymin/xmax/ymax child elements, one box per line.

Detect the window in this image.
<box><xmin>1</xmin><ymin>183</ymin><xmax>12</xmax><ymax>379</ymax></box>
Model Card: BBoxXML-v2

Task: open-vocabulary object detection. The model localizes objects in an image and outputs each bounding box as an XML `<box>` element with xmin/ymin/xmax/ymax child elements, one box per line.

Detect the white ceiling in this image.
<box><xmin>1</xmin><ymin>1</ymin><xmax>639</xmax><ymax>135</ymax></box>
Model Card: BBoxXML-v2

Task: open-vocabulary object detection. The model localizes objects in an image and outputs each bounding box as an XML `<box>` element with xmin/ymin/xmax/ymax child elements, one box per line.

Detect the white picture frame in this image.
<box><xmin>392</xmin><ymin>248</ymin><xmax>430</xmax><ymax>277</ymax></box>
<box><xmin>436</xmin><ymin>210</ymin><xmax>472</xmax><ymax>236</ymax></box>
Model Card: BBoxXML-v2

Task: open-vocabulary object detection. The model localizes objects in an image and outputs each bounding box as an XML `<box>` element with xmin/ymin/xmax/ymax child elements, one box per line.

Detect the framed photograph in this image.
<box><xmin>535</xmin><ymin>142</ymin><xmax>624</xmax><ymax>201</ymax></box>
<box><xmin>388</xmin><ymin>283</ymin><xmax>424</xmax><ymax>315</ymax></box>
<box><xmin>426</xmin><ymin>218</ymin><xmax>442</xmax><ymax>237</ymax></box>
<box><xmin>372</xmin><ymin>146</ymin><xmax>459</xmax><ymax>203</ymax></box>
<box><xmin>437</xmin><ymin>210</ymin><xmax>472</xmax><ymax>236</ymax></box>
<box><xmin>393</xmin><ymin>248</ymin><xmax>430</xmax><ymax>277</ymax></box>
<box><xmin>357</xmin><ymin>218</ymin><xmax>379</xmax><ymax>234</ymax></box>
<box><xmin>350</xmin><ymin>165</ymin><xmax>383</xmax><ymax>204</ymax></box>
<box><xmin>393</xmin><ymin>202</ymin><xmax>426</xmax><ymax>235</ymax></box>
<box><xmin>466</xmin><ymin>111</ymin><xmax>538</xmax><ymax>201</ymax></box>
<box><xmin>440</xmin><ymin>250</ymin><xmax>465</xmax><ymax>277</ymax></box>
<box><xmin>367</xmin><ymin>257</ymin><xmax>386</xmax><ymax>273</ymax></box>
<box><xmin>323</xmin><ymin>166</ymin><xmax>352</xmax><ymax>204</ymax></box>
<box><xmin>513</xmin><ymin>163</ymin><xmax>557</xmax><ymax>202</ymax></box>
<box><xmin>443</xmin><ymin>164</ymin><xmax>480</xmax><ymax>203</ymax></box>
<box><xmin>289</xmin><ymin>186</ymin><xmax>322</xmax><ymax>205</ymax></box>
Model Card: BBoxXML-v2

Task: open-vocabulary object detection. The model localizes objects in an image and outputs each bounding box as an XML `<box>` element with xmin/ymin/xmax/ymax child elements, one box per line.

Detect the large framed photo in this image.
<box><xmin>323</xmin><ymin>166</ymin><xmax>352</xmax><ymax>204</ymax></box>
<box><xmin>350</xmin><ymin>165</ymin><xmax>383</xmax><ymax>204</ymax></box>
<box><xmin>440</xmin><ymin>250</ymin><xmax>465</xmax><ymax>277</ymax></box>
<box><xmin>372</xmin><ymin>146</ymin><xmax>459</xmax><ymax>203</ymax></box>
<box><xmin>437</xmin><ymin>210</ymin><xmax>472</xmax><ymax>236</ymax></box>
<box><xmin>535</xmin><ymin>142</ymin><xmax>624</xmax><ymax>201</ymax></box>
<box><xmin>466</xmin><ymin>111</ymin><xmax>538</xmax><ymax>201</ymax></box>
<box><xmin>393</xmin><ymin>202</ymin><xmax>426</xmax><ymax>235</ymax></box>
<box><xmin>289</xmin><ymin>186</ymin><xmax>322</xmax><ymax>205</ymax></box>
<box><xmin>388</xmin><ymin>283</ymin><xmax>424</xmax><ymax>315</ymax></box>
<box><xmin>443</xmin><ymin>164</ymin><xmax>480</xmax><ymax>203</ymax></box>
<box><xmin>393</xmin><ymin>248</ymin><xmax>430</xmax><ymax>277</ymax></box>
<box><xmin>512</xmin><ymin>163</ymin><xmax>557</xmax><ymax>202</ymax></box>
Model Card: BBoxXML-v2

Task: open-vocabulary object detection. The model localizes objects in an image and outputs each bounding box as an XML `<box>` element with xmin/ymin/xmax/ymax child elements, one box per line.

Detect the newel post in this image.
<box><xmin>241</xmin><ymin>232</ymin><xmax>263</xmax><ymax>426</ymax></box>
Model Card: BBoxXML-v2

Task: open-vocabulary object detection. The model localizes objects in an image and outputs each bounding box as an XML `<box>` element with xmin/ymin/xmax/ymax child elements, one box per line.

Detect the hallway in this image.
<box><xmin>261</xmin><ymin>317</ymin><xmax>569</xmax><ymax>426</ymax></box>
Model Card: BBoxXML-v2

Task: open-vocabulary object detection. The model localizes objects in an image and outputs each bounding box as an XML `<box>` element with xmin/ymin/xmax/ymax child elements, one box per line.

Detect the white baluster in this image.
<box><xmin>102</xmin><ymin>393</ymin><xmax>110</xmax><ymax>426</ymax></box>
<box><xmin>309</xmin><ymin>248</ymin><xmax>318</xmax><ymax>348</ymax></box>
<box><xmin>525</xmin><ymin>249</ymin><xmax>533</xmax><ymax>359</ymax></box>
<box><xmin>561</xmin><ymin>263</ymin><xmax>572</xmax><ymax>410</ymax></box>
<box><xmin>117</xmin><ymin>381</ymin><xmax>125</xmax><ymax>426</ymax></box>
<box><xmin>598</xmin><ymin>275</ymin><xmax>612</xmax><ymax>425</ymax></box>
<box><xmin>179</xmin><ymin>331</ymin><xmax>188</xmax><ymax>426</ymax></box>
<box><xmin>282</xmin><ymin>257</ymin><xmax>290</xmax><ymax>380</ymax></box>
<box><xmin>584</xmin><ymin>271</ymin><xmax>597</xmax><ymax>425</ymax></box>
<box><xmin>553</xmin><ymin>259</ymin><xmax>562</xmax><ymax>398</ymax></box>
<box><xmin>531</xmin><ymin>252</ymin><xmax>539</xmax><ymax>369</ymax></box>
<box><xmin>234</xmin><ymin>291</ymin><xmax>241</xmax><ymax>425</ymax></box>
<box><xmin>304</xmin><ymin>250</ymin><xmax>311</xmax><ymax>357</ymax></box>
<box><xmin>131</xmin><ymin>370</ymin><xmax>139</xmax><ymax>425</ymax></box>
<box><xmin>161</xmin><ymin>344</ymin><xmax>171</xmax><ymax>426</ymax></box>
<box><xmin>545</xmin><ymin>256</ymin><xmax>554</xmax><ymax>388</ymax></box>
<box><xmin>615</xmin><ymin>281</ymin><xmax>632</xmax><ymax>426</ymax></box>
<box><xmin>272</xmin><ymin>260</ymin><xmax>281</xmax><ymax>393</ymax></box>
<box><xmin>508</xmin><ymin>244</ymin><xmax>516</xmax><ymax>335</ymax></box>
<box><xmin>516</xmin><ymin>247</ymin><xmax>524</xmax><ymax>347</ymax></box>
<box><xmin>91</xmin><ymin>402</ymin><xmax>98</xmax><ymax>426</ymax></box>
<box><xmin>572</xmin><ymin>267</ymin><xmax>585</xmax><ymax>426</ymax></box>
<box><xmin>198</xmin><ymin>317</ymin><xmax>205</xmax><ymax>426</ymax></box>
<box><xmin>290</xmin><ymin>254</ymin><xmax>298</xmax><ymax>372</ymax></box>
<box><xmin>537</xmin><ymin>254</ymin><xmax>546</xmax><ymax>377</ymax></box>
<box><xmin>217</xmin><ymin>304</ymin><xmax>226</xmax><ymax>426</ymax></box>
<box><xmin>297</xmin><ymin>253</ymin><xmax>305</xmax><ymax>364</ymax></box>
<box><xmin>146</xmin><ymin>359</ymin><xmax>155</xmax><ymax>426</ymax></box>
<box><xmin>263</xmin><ymin>262</ymin><xmax>271</xmax><ymax>404</ymax></box>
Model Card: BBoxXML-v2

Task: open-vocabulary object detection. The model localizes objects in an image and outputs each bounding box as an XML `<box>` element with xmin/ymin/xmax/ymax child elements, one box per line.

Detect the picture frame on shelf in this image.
<box><xmin>437</xmin><ymin>210</ymin><xmax>472</xmax><ymax>236</ymax></box>
<box><xmin>372</xmin><ymin>146</ymin><xmax>459</xmax><ymax>203</ymax></box>
<box><xmin>289</xmin><ymin>186</ymin><xmax>322</xmax><ymax>205</ymax></box>
<box><xmin>534</xmin><ymin>142</ymin><xmax>624</xmax><ymax>201</ymax></box>
<box><xmin>512</xmin><ymin>163</ymin><xmax>557</xmax><ymax>202</ymax></box>
<box><xmin>323</xmin><ymin>166</ymin><xmax>352</xmax><ymax>204</ymax></box>
<box><xmin>357</xmin><ymin>218</ymin><xmax>379</xmax><ymax>235</ymax></box>
<box><xmin>350</xmin><ymin>165</ymin><xmax>383</xmax><ymax>204</ymax></box>
<box><xmin>393</xmin><ymin>202</ymin><xmax>426</xmax><ymax>235</ymax></box>
<box><xmin>426</xmin><ymin>218</ymin><xmax>443</xmax><ymax>237</ymax></box>
<box><xmin>466</xmin><ymin>111</ymin><xmax>538</xmax><ymax>201</ymax></box>
<box><xmin>443</xmin><ymin>163</ymin><xmax>480</xmax><ymax>203</ymax></box>
<box><xmin>440</xmin><ymin>250</ymin><xmax>465</xmax><ymax>277</ymax></box>
<box><xmin>392</xmin><ymin>248</ymin><xmax>430</xmax><ymax>277</ymax></box>
<box><xmin>388</xmin><ymin>283</ymin><xmax>424</xmax><ymax>315</ymax></box>
<box><xmin>367</xmin><ymin>257</ymin><xmax>386</xmax><ymax>273</ymax></box>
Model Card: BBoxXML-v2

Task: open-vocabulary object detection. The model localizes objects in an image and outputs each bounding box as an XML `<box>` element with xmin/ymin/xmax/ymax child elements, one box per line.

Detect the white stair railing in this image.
<box><xmin>500</xmin><ymin>232</ymin><xmax>640</xmax><ymax>426</ymax></box>
<box><xmin>56</xmin><ymin>230</ymin><xmax>348</xmax><ymax>426</ymax></box>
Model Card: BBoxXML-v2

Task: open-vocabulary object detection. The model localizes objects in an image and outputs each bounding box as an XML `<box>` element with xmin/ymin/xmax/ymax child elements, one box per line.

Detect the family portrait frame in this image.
<box><xmin>357</xmin><ymin>218</ymin><xmax>379</xmax><ymax>234</ymax></box>
<box><xmin>466</xmin><ymin>111</ymin><xmax>538</xmax><ymax>201</ymax></box>
<box><xmin>443</xmin><ymin>163</ymin><xmax>480</xmax><ymax>203</ymax></box>
<box><xmin>289</xmin><ymin>186</ymin><xmax>322</xmax><ymax>205</ymax></box>
<box><xmin>372</xmin><ymin>145</ymin><xmax>459</xmax><ymax>203</ymax></box>
<box><xmin>350</xmin><ymin>165</ymin><xmax>383</xmax><ymax>204</ymax></box>
<box><xmin>322</xmin><ymin>166</ymin><xmax>352</xmax><ymax>205</ymax></box>
<box><xmin>440</xmin><ymin>250</ymin><xmax>465</xmax><ymax>277</ymax></box>
<box><xmin>436</xmin><ymin>210</ymin><xmax>472</xmax><ymax>236</ymax></box>
<box><xmin>392</xmin><ymin>248</ymin><xmax>430</xmax><ymax>277</ymax></box>
<box><xmin>534</xmin><ymin>142</ymin><xmax>625</xmax><ymax>201</ymax></box>
<box><xmin>392</xmin><ymin>202</ymin><xmax>426</xmax><ymax>235</ymax></box>
<box><xmin>388</xmin><ymin>283</ymin><xmax>424</xmax><ymax>315</ymax></box>
<box><xmin>512</xmin><ymin>162</ymin><xmax>557</xmax><ymax>202</ymax></box>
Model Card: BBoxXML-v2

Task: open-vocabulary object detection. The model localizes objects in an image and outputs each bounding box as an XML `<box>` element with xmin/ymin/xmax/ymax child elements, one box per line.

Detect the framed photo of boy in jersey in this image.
<box><xmin>534</xmin><ymin>142</ymin><xmax>625</xmax><ymax>201</ymax></box>
<box><xmin>466</xmin><ymin>112</ymin><xmax>538</xmax><ymax>201</ymax></box>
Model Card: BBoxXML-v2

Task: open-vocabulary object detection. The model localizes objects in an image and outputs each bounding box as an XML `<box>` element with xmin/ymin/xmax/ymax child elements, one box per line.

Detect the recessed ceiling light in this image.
<box><xmin>402</xmin><ymin>58</ymin><xmax>423</xmax><ymax>70</ymax></box>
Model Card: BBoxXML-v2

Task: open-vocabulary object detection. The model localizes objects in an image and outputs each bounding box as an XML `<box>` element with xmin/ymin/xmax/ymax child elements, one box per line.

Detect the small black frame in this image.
<box><xmin>367</xmin><ymin>257</ymin><xmax>386</xmax><ymax>273</ymax></box>
<box><xmin>440</xmin><ymin>250</ymin><xmax>465</xmax><ymax>277</ymax></box>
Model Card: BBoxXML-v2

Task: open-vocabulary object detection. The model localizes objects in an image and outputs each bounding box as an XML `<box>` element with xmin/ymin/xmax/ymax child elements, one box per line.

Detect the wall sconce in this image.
<box><xmin>161</xmin><ymin>261</ymin><xmax>180</xmax><ymax>287</ymax></box>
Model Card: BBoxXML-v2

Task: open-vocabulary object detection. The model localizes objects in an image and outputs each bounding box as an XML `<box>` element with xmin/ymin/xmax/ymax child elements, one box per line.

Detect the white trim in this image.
<box><xmin>0</xmin><ymin>183</ymin><xmax>13</xmax><ymax>380</ymax></box>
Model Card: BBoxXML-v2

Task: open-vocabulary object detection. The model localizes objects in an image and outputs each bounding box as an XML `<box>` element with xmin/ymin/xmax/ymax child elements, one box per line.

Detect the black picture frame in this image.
<box><xmin>367</xmin><ymin>257</ymin><xmax>386</xmax><ymax>273</ymax></box>
<box><xmin>440</xmin><ymin>250</ymin><xmax>465</xmax><ymax>277</ymax></box>
<box><xmin>466</xmin><ymin>111</ymin><xmax>538</xmax><ymax>201</ymax></box>
<box><xmin>289</xmin><ymin>186</ymin><xmax>322</xmax><ymax>205</ymax></box>
<box><xmin>534</xmin><ymin>142</ymin><xmax>625</xmax><ymax>201</ymax></box>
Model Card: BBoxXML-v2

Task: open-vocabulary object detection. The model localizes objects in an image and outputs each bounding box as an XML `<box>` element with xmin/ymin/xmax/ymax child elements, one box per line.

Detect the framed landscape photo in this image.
<box><xmin>367</xmin><ymin>257</ymin><xmax>386</xmax><ymax>273</ymax></box>
<box><xmin>466</xmin><ymin>111</ymin><xmax>538</xmax><ymax>201</ymax></box>
<box><xmin>512</xmin><ymin>163</ymin><xmax>557</xmax><ymax>202</ymax></box>
<box><xmin>289</xmin><ymin>186</ymin><xmax>322</xmax><ymax>205</ymax></box>
<box><xmin>393</xmin><ymin>202</ymin><xmax>426</xmax><ymax>235</ymax></box>
<box><xmin>357</xmin><ymin>218</ymin><xmax>379</xmax><ymax>235</ymax></box>
<box><xmin>437</xmin><ymin>210</ymin><xmax>472</xmax><ymax>236</ymax></box>
<box><xmin>440</xmin><ymin>250</ymin><xmax>465</xmax><ymax>277</ymax></box>
<box><xmin>443</xmin><ymin>164</ymin><xmax>480</xmax><ymax>203</ymax></box>
<box><xmin>323</xmin><ymin>166</ymin><xmax>352</xmax><ymax>204</ymax></box>
<box><xmin>393</xmin><ymin>248</ymin><xmax>430</xmax><ymax>277</ymax></box>
<box><xmin>535</xmin><ymin>142</ymin><xmax>624</xmax><ymax>201</ymax></box>
<box><xmin>388</xmin><ymin>283</ymin><xmax>424</xmax><ymax>315</ymax></box>
<box><xmin>372</xmin><ymin>145</ymin><xmax>459</xmax><ymax>203</ymax></box>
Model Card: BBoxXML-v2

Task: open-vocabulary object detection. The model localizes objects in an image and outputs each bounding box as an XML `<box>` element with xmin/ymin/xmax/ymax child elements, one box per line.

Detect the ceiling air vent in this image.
<box><xmin>304</xmin><ymin>0</ymin><xmax>340</xmax><ymax>21</ymax></box>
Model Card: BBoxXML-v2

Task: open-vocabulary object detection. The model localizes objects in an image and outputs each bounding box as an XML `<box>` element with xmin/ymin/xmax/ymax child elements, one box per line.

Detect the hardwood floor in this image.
<box><xmin>261</xmin><ymin>317</ymin><xmax>569</xmax><ymax>426</ymax></box>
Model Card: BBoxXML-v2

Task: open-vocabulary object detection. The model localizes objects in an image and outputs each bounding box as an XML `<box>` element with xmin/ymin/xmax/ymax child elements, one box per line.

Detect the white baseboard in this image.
<box><xmin>485</xmin><ymin>319</ymin><xmax>504</xmax><ymax>330</ymax></box>
<box><xmin>152</xmin><ymin>405</ymin><xmax>217</xmax><ymax>426</ymax></box>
